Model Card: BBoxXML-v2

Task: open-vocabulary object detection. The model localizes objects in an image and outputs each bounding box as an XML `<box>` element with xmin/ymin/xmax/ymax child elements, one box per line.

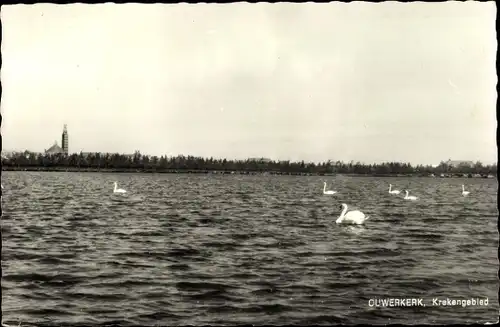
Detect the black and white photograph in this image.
<box><xmin>1</xmin><ymin>1</ymin><xmax>498</xmax><ymax>326</ymax></box>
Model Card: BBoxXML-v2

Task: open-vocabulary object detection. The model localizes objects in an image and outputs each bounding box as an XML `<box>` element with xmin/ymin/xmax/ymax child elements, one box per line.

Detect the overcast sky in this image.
<box><xmin>1</xmin><ymin>2</ymin><xmax>497</xmax><ymax>164</ymax></box>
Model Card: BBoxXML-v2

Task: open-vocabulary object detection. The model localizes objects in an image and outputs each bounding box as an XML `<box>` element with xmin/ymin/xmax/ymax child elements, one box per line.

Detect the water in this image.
<box><xmin>1</xmin><ymin>172</ymin><xmax>498</xmax><ymax>325</ymax></box>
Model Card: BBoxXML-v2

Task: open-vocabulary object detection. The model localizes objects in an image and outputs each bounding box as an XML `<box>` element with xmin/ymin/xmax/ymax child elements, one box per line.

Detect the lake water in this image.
<box><xmin>1</xmin><ymin>171</ymin><xmax>498</xmax><ymax>325</ymax></box>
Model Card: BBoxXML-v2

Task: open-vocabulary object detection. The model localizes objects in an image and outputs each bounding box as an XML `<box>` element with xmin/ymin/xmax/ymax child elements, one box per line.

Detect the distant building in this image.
<box><xmin>1</xmin><ymin>151</ymin><xmax>17</xmax><ymax>159</ymax></box>
<box><xmin>80</xmin><ymin>152</ymin><xmax>135</xmax><ymax>158</ymax></box>
<box><xmin>248</xmin><ymin>157</ymin><xmax>272</xmax><ymax>163</ymax></box>
<box><xmin>45</xmin><ymin>125</ymin><xmax>69</xmax><ymax>155</ymax></box>
<box><xmin>81</xmin><ymin>152</ymin><xmax>112</xmax><ymax>156</ymax></box>
<box><xmin>445</xmin><ymin>159</ymin><xmax>474</xmax><ymax>168</ymax></box>
<box><xmin>45</xmin><ymin>141</ymin><xmax>65</xmax><ymax>155</ymax></box>
<box><xmin>2</xmin><ymin>150</ymin><xmax>41</xmax><ymax>159</ymax></box>
<box><xmin>62</xmin><ymin>124</ymin><xmax>69</xmax><ymax>155</ymax></box>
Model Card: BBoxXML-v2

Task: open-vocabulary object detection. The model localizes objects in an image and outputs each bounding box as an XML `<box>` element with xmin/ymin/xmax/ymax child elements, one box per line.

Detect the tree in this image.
<box><xmin>1</xmin><ymin>151</ymin><xmax>497</xmax><ymax>176</ymax></box>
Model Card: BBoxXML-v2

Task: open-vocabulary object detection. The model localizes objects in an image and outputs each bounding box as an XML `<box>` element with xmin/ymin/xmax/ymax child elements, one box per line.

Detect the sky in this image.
<box><xmin>1</xmin><ymin>2</ymin><xmax>497</xmax><ymax>165</ymax></box>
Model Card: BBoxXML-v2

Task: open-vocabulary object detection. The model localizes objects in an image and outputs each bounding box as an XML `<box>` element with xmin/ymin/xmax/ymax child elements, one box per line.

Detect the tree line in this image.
<box><xmin>1</xmin><ymin>151</ymin><xmax>497</xmax><ymax>176</ymax></box>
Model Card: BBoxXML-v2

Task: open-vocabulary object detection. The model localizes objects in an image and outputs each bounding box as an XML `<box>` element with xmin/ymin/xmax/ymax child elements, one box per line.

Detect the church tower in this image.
<box><xmin>61</xmin><ymin>124</ymin><xmax>69</xmax><ymax>155</ymax></box>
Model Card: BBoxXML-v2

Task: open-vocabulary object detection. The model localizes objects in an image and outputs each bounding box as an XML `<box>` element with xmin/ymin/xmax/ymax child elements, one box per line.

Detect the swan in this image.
<box><xmin>404</xmin><ymin>190</ymin><xmax>418</xmax><ymax>201</ymax></box>
<box><xmin>388</xmin><ymin>184</ymin><xmax>400</xmax><ymax>194</ymax></box>
<box><xmin>336</xmin><ymin>203</ymin><xmax>370</xmax><ymax>225</ymax></box>
<box><xmin>323</xmin><ymin>182</ymin><xmax>337</xmax><ymax>195</ymax></box>
<box><xmin>113</xmin><ymin>182</ymin><xmax>126</xmax><ymax>193</ymax></box>
<box><xmin>461</xmin><ymin>184</ymin><xmax>470</xmax><ymax>197</ymax></box>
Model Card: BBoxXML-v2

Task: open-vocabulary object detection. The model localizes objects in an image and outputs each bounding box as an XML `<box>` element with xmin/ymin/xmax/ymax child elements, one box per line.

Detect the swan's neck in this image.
<box><xmin>338</xmin><ymin>206</ymin><xmax>348</xmax><ymax>222</ymax></box>
<box><xmin>389</xmin><ymin>185</ymin><xmax>392</xmax><ymax>191</ymax></box>
<box><xmin>323</xmin><ymin>183</ymin><xmax>326</xmax><ymax>191</ymax></box>
<box><xmin>462</xmin><ymin>185</ymin><xmax>465</xmax><ymax>191</ymax></box>
<box><xmin>114</xmin><ymin>184</ymin><xmax>117</xmax><ymax>191</ymax></box>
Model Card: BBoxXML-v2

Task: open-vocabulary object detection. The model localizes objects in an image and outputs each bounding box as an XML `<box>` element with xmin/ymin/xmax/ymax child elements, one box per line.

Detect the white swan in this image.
<box><xmin>323</xmin><ymin>182</ymin><xmax>337</xmax><ymax>195</ymax></box>
<box><xmin>404</xmin><ymin>190</ymin><xmax>418</xmax><ymax>201</ymax></box>
<box><xmin>336</xmin><ymin>203</ymin><xmax>369</xmax><ymax>225</ymax></box>
<box><xmin>462</xmin><ymin>184</ymin><xmax>470</xmax><ymax>197</ymax></box>
<box><xmin>388</xmin><ymin>184</ymin><xmax>400</xmax><ymax>194</ymax></box>
<box><xmin>113</xmin><ymin>182</ymin><xmax>126</xmax><ymax>193</ymax></box>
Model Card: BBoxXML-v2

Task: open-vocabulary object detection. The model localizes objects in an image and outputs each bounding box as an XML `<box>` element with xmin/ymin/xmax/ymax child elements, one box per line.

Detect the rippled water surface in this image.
<box><xmin>1</xmin><ymin>172</ymin><xmax>498</xmax><ymax>325</ymax></box>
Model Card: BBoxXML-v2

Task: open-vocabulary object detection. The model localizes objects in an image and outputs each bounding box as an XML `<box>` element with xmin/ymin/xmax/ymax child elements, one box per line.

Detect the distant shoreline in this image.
<box><xmin>1</xmin><ymin>166</ymin><xmax>495</xmax><ymax>178</ymax></box>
